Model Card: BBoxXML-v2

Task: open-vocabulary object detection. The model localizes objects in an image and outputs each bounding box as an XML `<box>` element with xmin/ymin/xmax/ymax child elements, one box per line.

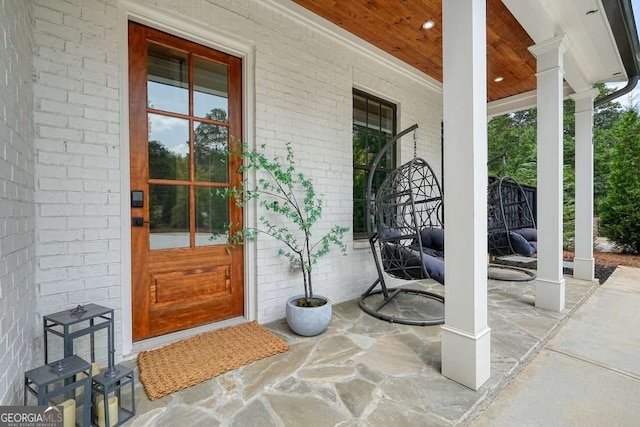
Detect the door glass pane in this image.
<box><xmin>194</xmin><ymin>122</ymin><xmax>228</xmax><ymax>183</ymax></box>
<box><xmin>194</xmin><ymin>56</ymin><xmax>228</xmax><ymax>121</ymax></box>
<box><xmin>149</xmin><ymin>185</ymin><xmax>190</xmax><ymax>250</ymax></box>
<box><xmin>148</xmin><ymin>113</ymin><xmax>189</xmax><ymax>181</ymax></box>
<box><xmin>195</xmin><ymin>187</ymin><xmax>229</xmax><ymax>246</ymax></box>
<box><xmin>147</xmin><ymin>43</ymin><xmax>189</xmax><ymax>115</ymax></box>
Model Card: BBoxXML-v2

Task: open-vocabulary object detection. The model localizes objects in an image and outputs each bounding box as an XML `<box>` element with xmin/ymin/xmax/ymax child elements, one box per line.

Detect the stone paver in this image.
<box><xmin>125</xmin><ymin>274</ymin><xmax>598</xmax><ymax>426</ymax></box>
<box><xmin>335</xmin><ymin>378</ymin><xmax>376</xmax><ymax>417</ymax></box>
<box><xmin>265</xmin><ymin>394</ymin><xmax>350</xmax><ymax>426</ymax></box>
<box><xmin>231</xmin><ymin>399</ymin><xmax>278</xmax><ymax>427</ymax></box>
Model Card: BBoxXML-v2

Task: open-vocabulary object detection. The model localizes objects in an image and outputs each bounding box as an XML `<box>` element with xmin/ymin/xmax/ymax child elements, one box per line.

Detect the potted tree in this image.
<box><xmin>223</xmin><ymin>142</ymin><xmax>349</xmax><ymax>336</ymax></box>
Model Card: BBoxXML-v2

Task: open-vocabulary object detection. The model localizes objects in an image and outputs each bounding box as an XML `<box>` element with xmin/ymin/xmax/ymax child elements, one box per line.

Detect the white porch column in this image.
<box><xmin>529</xmin><ymin>36</ymin><xmax>567</xmax><ymax>311</ymax></box>
<box><xmin>441</xmin><ymin>0</ymin><xmax>490</xmax><ymax>390</ymax></box>
<box><xmin>571</xmin><ymin>89</ymin><xmax>599</xmax><ymax>280</ymax></box>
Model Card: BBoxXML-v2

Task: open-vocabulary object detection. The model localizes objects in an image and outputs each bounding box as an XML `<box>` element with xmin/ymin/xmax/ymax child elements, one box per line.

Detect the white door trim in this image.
<box><xmin>117</xmin><ymin>0</ymin><xmax>257</xmax><ymax>356</ymax></box>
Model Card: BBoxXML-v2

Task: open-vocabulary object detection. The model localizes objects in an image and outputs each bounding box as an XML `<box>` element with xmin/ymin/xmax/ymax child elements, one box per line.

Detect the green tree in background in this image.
<box><xmin>593</xmin><ymin>87</ymin><xmax>627</xmax><ymax>214</ymax></box>
<box><xmin>487</xmin><ymin>83</ymin><xmax>625</xmax><ymax>246</ymax></box>
<box><xmin>598</xmin><ymin>110</ymin><xmax>640</xmax><ymax>253</ymax></box>
<box><xmin>487</xmin><ymin>109</ymin><xmax>537</xmax><ymax>184</ymax></box>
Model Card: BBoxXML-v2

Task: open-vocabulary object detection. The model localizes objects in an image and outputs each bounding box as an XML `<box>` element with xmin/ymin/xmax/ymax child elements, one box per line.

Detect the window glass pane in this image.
<box><xmin>353</xmin><ymin>169</ymin><xmax>367</xmax><ymax>234</ymax></box>
<box><xmin>377</xmin><ymin>131</ymin><xmax>393</xmax><ymax>170</ymax></box>
<box><xmin>352</xmin><ymin>169</ymin><xmax>389</xmax><ymax>235</ymax></box>
<box><xmin>194</xmin><ymin>57</ymin><xmax>229</xmax><ymax>121</ymax></box>
<box><xmin>148</xmin><ymin>113</ymin><xmax>189</xmax><ymax>181</ymax></box>
<box><xmin>195</xmin><ymin>187</ymin><xmax>229</xmax><ymax>246</ymax></box>
<box><xmin>353</xmin><ymin>95</ymin><xmax>367</xmax><ymax>128</ymax></box>
<box><xmin>368</xmin><ymin>129</ymin><xmax>383</xmax><ymax>167</ymax></box>
<box><xmin>381</xmin><ymin>105</ymin><xmax>394</xmax><ymax>134</ymax></box>
<box><xmin>147</xmin><ymin>43</ymin><xmax>188</xmax><ymax>115</ymax></box>
<box><xmin>367</xmin><ymin>100</ymin><xmax>381</xmax><ymax>131</ymax></box>
<box><xmin>149</xmin><ymin>185</ymin><xmax>189</xmax><ymax>250</ymax></box>
<box><xmin>352</xmin><ymin>124</ymin><xmax>367</xmax><ymax>167</ymax></box>
<box><xmin>194</xmin><ymin>122</ymin><xmax>228</xmax><ymax>183</ymax></box>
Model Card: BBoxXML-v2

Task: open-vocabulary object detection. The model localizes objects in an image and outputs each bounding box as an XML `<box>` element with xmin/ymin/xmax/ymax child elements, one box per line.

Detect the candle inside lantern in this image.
<box><xmin>97</xmin><ymin>396</ymin><xmax>118</xmax><ymax>427</ymax></box>
<box><xmin>75</xmin><ymin>362</ymin><xmax>99</xmax><ymax>396</ymax></box>
<box><xmin>60</xmin><ymin>399</ymin><xmax>76</xmax><ymax>427</ymax></box>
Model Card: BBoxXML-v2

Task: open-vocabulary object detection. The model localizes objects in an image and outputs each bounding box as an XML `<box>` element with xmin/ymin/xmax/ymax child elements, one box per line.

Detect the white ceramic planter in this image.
<box><xmin>285</xmin><ymin>294</ymin><xmax>332</xmax><ymax>336</ymax></box>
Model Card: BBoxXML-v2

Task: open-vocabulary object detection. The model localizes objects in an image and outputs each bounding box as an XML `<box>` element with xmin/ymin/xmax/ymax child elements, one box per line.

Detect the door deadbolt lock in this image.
<box><xmin>132</xmin><ymin>217</ymin><xmax>151</xmax><ymax>227</ymax></box>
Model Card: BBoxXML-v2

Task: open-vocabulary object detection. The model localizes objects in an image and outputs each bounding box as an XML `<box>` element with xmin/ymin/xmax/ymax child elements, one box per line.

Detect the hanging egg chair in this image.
<box><xmin>360</xmin><ymin>124</ymin><xmax>445</xmax><ymax>326</ymax></box>
<box><xmin>487</xmin><ymin>176</ymin><xmax>537</xmax><ymax>281</ymax></box>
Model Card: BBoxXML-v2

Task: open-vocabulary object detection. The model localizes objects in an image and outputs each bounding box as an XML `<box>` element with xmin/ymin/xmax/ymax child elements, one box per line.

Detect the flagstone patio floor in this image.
<box><xmin>125</xmin><ymin>274</ymin><xmax>597</xmax><ymax>426</ymax></box>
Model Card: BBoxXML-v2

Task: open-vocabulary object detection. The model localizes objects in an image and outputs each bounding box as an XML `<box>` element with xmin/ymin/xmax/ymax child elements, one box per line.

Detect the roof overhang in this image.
<box><xmin>502</xmin><ymin>0</ymin><xmax>634</xmax><ymax>96</ymax></box>
<box><xmin>288</xmin><ymin>0</ymin><xmax>638</xmax><ymax>112</ymax></box>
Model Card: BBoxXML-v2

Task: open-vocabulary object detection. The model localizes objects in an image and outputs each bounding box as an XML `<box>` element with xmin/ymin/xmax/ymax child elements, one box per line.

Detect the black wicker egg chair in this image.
<box><xmin>359</xmin><ymin>124</ymin><xmax>445</xmax><ymax>326</ymax></box>
<box><xmin>487</xmin><ymin>176</ymin><xmax>537</xmax><ymax>281</ymax></box>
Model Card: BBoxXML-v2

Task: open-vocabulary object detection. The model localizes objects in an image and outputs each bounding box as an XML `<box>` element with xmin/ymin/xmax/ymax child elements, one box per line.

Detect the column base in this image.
<box><xmin>535</xmin><ymin>278</ymin><xmax>566</xmax><ymax>311</ymax></box>
<box><xmin>441</xmin><ymin>325</ymin><xmax>491</xmax><ymax>390</ymax></box>
<box><xmin>573</xmin><ymin>257</ymin><xmax>595</xmax><ymax>281</ymax></box>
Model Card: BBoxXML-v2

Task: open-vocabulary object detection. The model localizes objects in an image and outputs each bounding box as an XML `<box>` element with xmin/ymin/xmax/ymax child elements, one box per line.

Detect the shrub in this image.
<box><xmin>599</xmin><ymin>110</ymin><xmax>640</xmax><ymax>253</ymax></box>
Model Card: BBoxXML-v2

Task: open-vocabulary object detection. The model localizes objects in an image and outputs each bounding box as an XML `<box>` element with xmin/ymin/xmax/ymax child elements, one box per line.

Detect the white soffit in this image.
<box><xmin>502</xmin><ymin>0</ymin><xmax>626</xmax><ymax>91</ymax></box>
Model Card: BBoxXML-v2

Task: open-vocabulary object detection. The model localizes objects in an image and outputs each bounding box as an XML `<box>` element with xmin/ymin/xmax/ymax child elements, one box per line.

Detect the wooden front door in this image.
<box><xmin>128</xmin><ymin>22</ymin><xmax>243</xmax><ymax>341</ymax></box>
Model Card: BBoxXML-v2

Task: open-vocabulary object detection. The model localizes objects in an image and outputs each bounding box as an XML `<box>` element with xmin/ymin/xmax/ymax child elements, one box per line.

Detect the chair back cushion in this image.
<box><xmin>419</xmin><ymin>227</ymin><xmax>445</xmax><ymax>251</ymax></box>
<box><xmin>513</xmin><ymin>227</ymin><xmax>537</xmax><ymax>242</ymax></box>
<box><xmin>509</xmin><ymin>231</ymin><xmax>537</xmax><ymax>256</ymax></box>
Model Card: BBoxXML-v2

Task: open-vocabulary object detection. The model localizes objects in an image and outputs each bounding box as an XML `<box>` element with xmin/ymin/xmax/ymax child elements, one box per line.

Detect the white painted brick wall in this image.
<box><xmin>33</xmin><ymin>0</ymin><xmax>122</xmax><ymax>366</ymax></box>
<box><xmin>33</xmin><ymin>0</ymin><xmax>443</xmax><ymax>352</ymax></box>
<box><xmin>0</xmin><ymin>0</ymin><xmax>37</xmax><ymax>405</ymax></box>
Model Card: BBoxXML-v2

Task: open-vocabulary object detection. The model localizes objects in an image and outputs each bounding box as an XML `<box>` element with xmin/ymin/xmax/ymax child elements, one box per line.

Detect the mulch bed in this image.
<box><xmin>564</xmin><ymin>250</ymin><xmax>640</xmax><ymax>284</ymax></box>
<box><xmin>593</xmin><ymin>264</ymin><xmax>617</xmax><ymax>285</ymax></box>
<box><xmin>494</xmin><ymin>250</ymin><xmax>639</xmax><ymax>285</ymax></box>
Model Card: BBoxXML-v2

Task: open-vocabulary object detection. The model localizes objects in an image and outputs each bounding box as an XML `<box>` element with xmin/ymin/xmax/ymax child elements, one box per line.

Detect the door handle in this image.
<box><xmin>132</xmin><ymin>217</ymin><xmax>152</xmax><ymax>227</ymax></box>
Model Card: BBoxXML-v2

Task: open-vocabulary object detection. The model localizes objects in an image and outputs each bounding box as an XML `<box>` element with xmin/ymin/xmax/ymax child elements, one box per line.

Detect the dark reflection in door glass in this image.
<box><xmin>149</xmin><ymin>185</ymin><xmax>190</xmax><ymax>250</ymax></box>
<box><xmin>195</xmin><ymin>187</ymin><xmax>229</xmax><ymax>246</ymax></box>
<box><xmin>194</xmin><ymin>122</ymin><xmax>228</xmax><ymax>183</ymax></box>
<box><xmin>147</xmin><ymin>43</ymin><xmax>189</xmax><ymax>115</ymax></box>
<box><xmin>194</xmin><ymin>57</ymin><xmax>228</xmax><ymax>121</ymax></box>
<box><xmin>148</xmin><ymin>113</ymin><xmax>189</xmax><ymax>181</ymax></box>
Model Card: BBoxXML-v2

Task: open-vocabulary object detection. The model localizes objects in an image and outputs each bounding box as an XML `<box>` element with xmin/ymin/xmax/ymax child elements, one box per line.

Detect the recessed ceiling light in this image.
<box><xmin>494</xmin><ymin>76</ymin><xmax>504</xmax><ymax>82</ymax></box>
<box><xmin>422</xmin><ymin>20</ymin><xmax>435</xmax><ymax>30</ymax></box>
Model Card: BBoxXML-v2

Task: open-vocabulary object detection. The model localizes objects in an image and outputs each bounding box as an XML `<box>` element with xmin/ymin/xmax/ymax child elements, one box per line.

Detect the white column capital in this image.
<box><xmin>529</xmin><ymin>35</ymin><xmax>569</xmax><ymax>74</ymax></box>
<box><xmin>528</xmin><ymin>34</ymin><xmax>569</xmax><ymax>58</ymax></box>
<box><xmin>571</xmin><ymin>88</ymin><xmax>600</xmax><ymax>113</ymax></box>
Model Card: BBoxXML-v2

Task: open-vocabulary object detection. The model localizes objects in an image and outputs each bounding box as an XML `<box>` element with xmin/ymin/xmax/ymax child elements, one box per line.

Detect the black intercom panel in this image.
<box><xmin>131</xmin><ymin>190</ymin><xmax>144</xmax><ymax>208</ymax></box>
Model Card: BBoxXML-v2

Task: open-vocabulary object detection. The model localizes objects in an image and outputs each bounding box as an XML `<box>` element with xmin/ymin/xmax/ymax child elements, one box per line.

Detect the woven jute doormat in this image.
<box><xmin>137</xmin><ymin>321</ymin><xmax>289</xmax><ymax>400</ymax></box>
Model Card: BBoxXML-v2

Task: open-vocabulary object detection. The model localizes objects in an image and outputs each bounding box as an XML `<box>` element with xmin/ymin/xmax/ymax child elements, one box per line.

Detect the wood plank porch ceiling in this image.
<box><xmin>292</xmin><ymin>0</ymin><xmax>537</xmax><ymax>102</ymax></box>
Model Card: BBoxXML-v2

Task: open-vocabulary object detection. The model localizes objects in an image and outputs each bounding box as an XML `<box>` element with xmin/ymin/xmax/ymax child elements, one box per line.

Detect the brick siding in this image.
<box><xmin>33</xmin><ymin>0</ymin><xmax>121</xmax><ymax>365</ymax></box>
<box><xmin>0</xmin><ymin>0</ymin><xmax>36</xmax><ymax>405</ymax></box>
